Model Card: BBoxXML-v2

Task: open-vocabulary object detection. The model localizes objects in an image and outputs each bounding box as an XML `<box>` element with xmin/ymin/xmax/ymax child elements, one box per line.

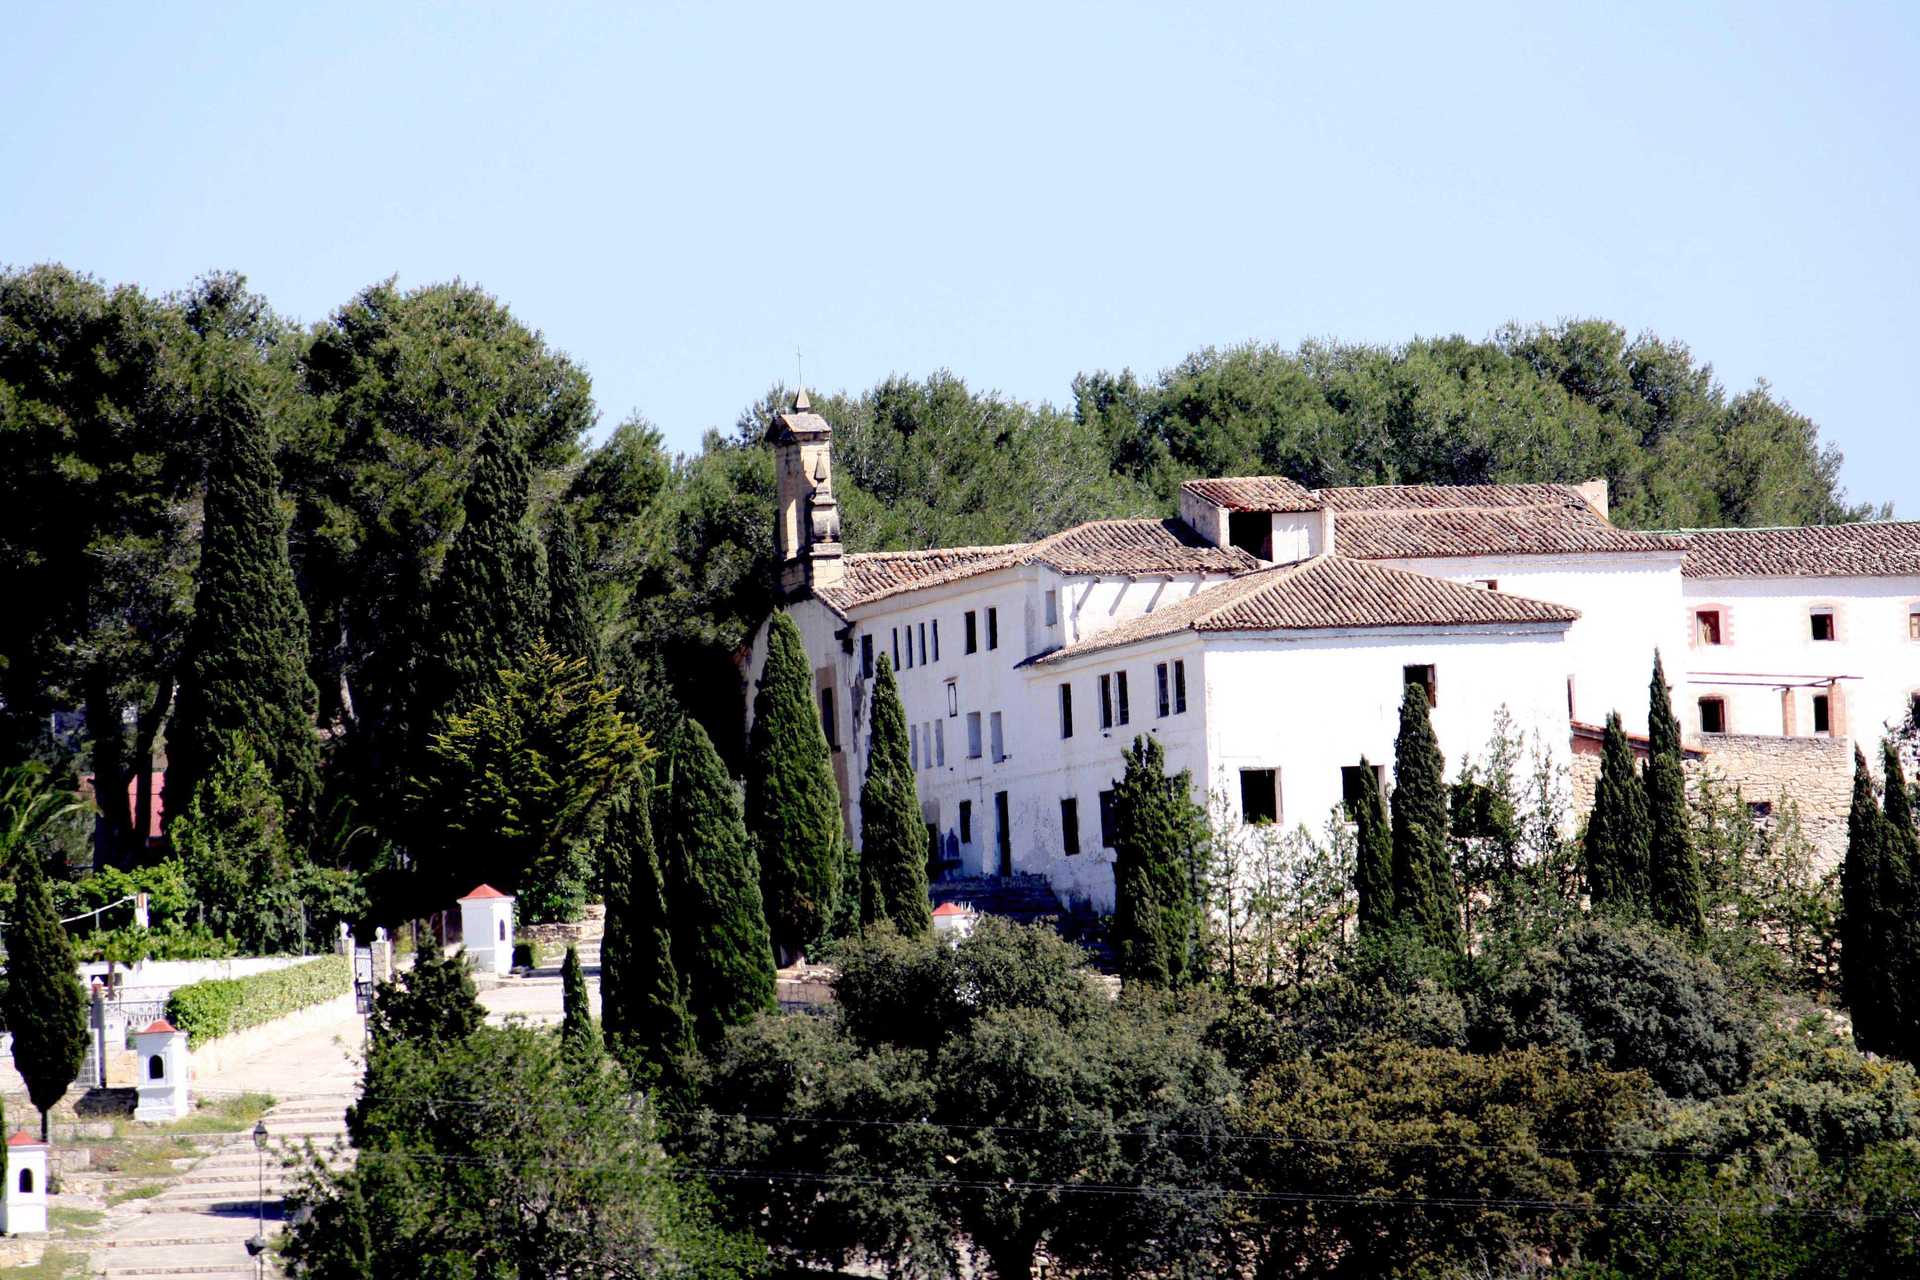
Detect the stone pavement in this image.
<box><xmin>81</xmin><ymin>934</ymin><xmax>599</xmax><ymax>1277</ymax></box>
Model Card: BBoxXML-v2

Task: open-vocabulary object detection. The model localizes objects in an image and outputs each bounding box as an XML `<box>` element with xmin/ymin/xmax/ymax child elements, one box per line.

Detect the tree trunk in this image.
<box><xmin>86</xmin><ymin>672</ymin><xmax>133</xmax><ymax>870</ymax></box>
<box><xmin>132</xmin><ymin>674</ymin><xmax>173</xmax><ymax>861</ymax></box>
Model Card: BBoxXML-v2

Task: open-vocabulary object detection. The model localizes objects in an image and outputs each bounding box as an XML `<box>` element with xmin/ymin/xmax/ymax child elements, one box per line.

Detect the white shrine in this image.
<box><xmin>132</xmin><ymin>1018</ymin><xmax>191</xmax><ymax>1122</ymax></box>
<box><xmin>459</xmin><ymin>884</ymin><xmax>515</xmax><ymax>977</ymax></box>
<box><xmin>1</xmin><ymin>1132</ymin><xmax>48</xmax><ymax>1235</ymax></box>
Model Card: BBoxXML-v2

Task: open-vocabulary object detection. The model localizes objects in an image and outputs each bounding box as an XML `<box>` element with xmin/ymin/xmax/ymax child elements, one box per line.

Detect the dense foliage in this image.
<box><xmin>2</xmin><ymin>848</ymin><xmax>89</xmax><ymax>1136</ymax></box>
<box><xmin>163</xmin><ymin>954</ymin><xmax>350</xmax><ymax>1047</ymax></box>
<box><xmin>599</xmin><ymin>770</ymin><xmax>692</xmax><ymax>1081</ymax></box>
<box><xmin>1110</xmin><ymin>734</ymin><xmax>1204</xmax><ymax>987</ymax></box>
<box><xmin>857</xmin><ymin>656</ymin><xmax>931</xmax><ymax>936</ymax></box>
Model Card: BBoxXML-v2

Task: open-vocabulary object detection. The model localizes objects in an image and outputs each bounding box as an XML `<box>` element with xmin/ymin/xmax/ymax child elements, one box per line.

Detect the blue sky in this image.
<box><xmin>5</xmin><ymin>2</ymin><xmax>1915</xmax><ymax>514</ymax></box>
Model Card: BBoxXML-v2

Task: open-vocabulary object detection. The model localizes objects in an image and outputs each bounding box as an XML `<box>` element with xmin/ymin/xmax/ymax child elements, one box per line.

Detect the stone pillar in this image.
<box><xmin>1830</xmin><ymin>679</ymin><xmax>1849</xmax><ymax>739</ymax></box>
<box><xmin>1781</xmin><ymin>688</ymin><xmax>1798</xmax><ymax>737</ymax></box>
<box><xmin>132</xmin><ymin>892</ymin><xmax>150</xmax><ymax>930</ymax></box>
<box><xmin>89</xmin><ymin>983</ymin><xmax>108</xmax><ymax>1089</ymax></box>
<box><xmin>131</xmin><ymin>1020</ymin><xmax>191</xmax><ymax>1122</ymax></box>
<box><xmin>0</xmin><ymin>1133</ymin><xmax>49</xmax><ymax>1235</ymax></box>
<box><xmin>336</xmin><ymin>921</ymin><xmax>354</xmax><ymax>958</ymax></box>
<box><xmin>456</xmin><ymin>885</ymin><xmax>515</xmax><ymax>977</ymax></box>
<box><xmin>373</xmin><ymin>928</ymin><xmax>393</xmax><ymax>984</ymax></box>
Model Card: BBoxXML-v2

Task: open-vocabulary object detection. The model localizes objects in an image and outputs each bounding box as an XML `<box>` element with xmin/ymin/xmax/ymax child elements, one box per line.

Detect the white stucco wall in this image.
<box><xmin>1677</xmin><ymin>575</ymin><xmax>1920</xmax><ymax>743</ymax></box>
<box><xmin>1376</xmin><ymin>553</ymin><xmax>1687</xmax><ymax>738</ymax></box>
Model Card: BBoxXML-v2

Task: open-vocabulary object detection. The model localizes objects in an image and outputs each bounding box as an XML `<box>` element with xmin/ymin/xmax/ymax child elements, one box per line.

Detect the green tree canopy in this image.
<box><xmin>1351</xmin><ymin>754</ymin><xmax>1394</xmax><ymax>936</ymax></box>
<box><xmin>1389</xmin><ymin>682</ymin><xmax>1461</xmax><ymax>951</ymax></box>
<box><xmin>1584</xmin><ymin>711</ymin><xmax>1652</xmax><ymax>913</ymax></box>
<box><xmin>559</xmin><ymin>942</ymin><xmax>601</xmax><ymax>1066</ymax></box>
<box><xmin>1645</xmin><ymin>652</ymin><xmax>1705</xmax><ymax>934</ymax></box>
<box><xmin>857</xmin><ymin>655</ymin><xmax>930</xmax><ymax>937</ymax></box>
<box><xmin>3</xmin><ymin>849</ymin><xmax>90</xmax><ymax>1138</ymax></box>
<box><xmin>1110</xmin><ymin>734</ymin><xmax>1203</xmax><ymax>988</ymax></box>
<box><xmin>598</xmin><ymin>771</ymin><xmax>692</xmax><ymax>1084</ymax></box>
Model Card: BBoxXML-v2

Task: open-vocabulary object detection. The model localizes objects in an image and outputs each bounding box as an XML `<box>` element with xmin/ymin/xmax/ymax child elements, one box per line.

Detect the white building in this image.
<box><xmin>745</xmin><ymin>393</ymin><xmax>1920</xmax><ymax>910</ymax></box>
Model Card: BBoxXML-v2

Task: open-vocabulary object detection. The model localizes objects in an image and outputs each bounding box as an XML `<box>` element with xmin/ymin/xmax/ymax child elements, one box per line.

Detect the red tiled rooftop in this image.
<box><xmin>1180</xmin><ymin>475</ymin><xmax>1320</xmax><ymax>513</ymax></box>
<box><xmin>1671</xmin><ymin>522</ymin><xmax>1920</xmax><ymax>579</ymax></box>
<box><xmin>139</xmin><ymin>1018</ymin><xmax>177</xmax><ymax>1035</ymax></box>
<box><xmin>931</xmin><ymin>902</ymin><xmax>976</xmax><ymax>917</ymax></box>
<box><xmin>460</xmin><ymin>884</ymin><xmax>509</xmax><ymax>901</ymax></box>
<box><xmin>8</xmin><ymin>1130</ymin><xmax>45</xmax><ymax>1147</ymax></box>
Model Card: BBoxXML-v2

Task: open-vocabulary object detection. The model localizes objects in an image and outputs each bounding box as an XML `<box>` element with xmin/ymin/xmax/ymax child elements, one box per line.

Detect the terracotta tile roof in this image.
<box><xmin>1673</xmin><ymin>522</ymin><xmax>1920</xmax><ymax>579</ymax></box>
<box><xmin>460</xmin><ymin>884</ymin><xmax>509</xmax><ymax>901</ymax></box>
<box><xmin>7</xmin><ymin>1130</ymin><xmax>44</xmax><ymax>1147</ymax></box>
<box><xmin>1333</xmin><ymin>503</ymin><xmax>1688</xmax><ymax>559</ymax></box>
<box><xmin>1316</xmin><ymin>481</ymin><xmax>1592</xmax><ymax>512</ymax></box>
<box><xmin>140</xmin><ymin>1018</ymin><xmax>178</xmax><ymax>1035</ymax></box>
<box><xmin>815</xmin><ymin>520</ymin><xmax>1256</xmax><ymax>614</ymax></box>
<box><xmin>1179</xmin><ymin>475</ymin><xmax>1320</xmax><ymax>512</ymax></box>
<box><xmin>1030</xmin><ymin>556</ymin><xmax>1577</xmax><ymax>664</ymax></box>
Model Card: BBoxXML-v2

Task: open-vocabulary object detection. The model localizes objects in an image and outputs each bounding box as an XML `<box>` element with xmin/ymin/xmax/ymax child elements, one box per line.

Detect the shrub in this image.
<box><xmin>1473</xmin><ymin>919</ymin><xmax>1759</xmax><ymax>1099</ymax></box>
<box><xmin>164</xmin><ymin>955</ymin><xmax>351</xmax><ymax>1046</ymax></box>
<box><xmin>512</xmin><ymin>941</ymin><xmax>536</xmax><ymax>970</ymax></box>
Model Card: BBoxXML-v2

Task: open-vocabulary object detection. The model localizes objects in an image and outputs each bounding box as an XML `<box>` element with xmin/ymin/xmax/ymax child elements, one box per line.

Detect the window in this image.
<box><xmin>1045</xmin><ymin>589</ymin><xmax>1059</xmax><ymax>626</ymax></box>
<box><xmin>892</xmin><ymin>627</ymin><xmax>901</xmax><ymax>670</ymax></box>
<box><xmin>1810</xmin><ymin>609</ymin><xmax>1836</xmax><ymax>642</ymax></box>
<box><xmin>1240</xmin><ymin>768</ymin><xmax>1280</xmax><ymax>825</ymax></box>
<box><xmin>1116</xmin><ymin>671</ymin><xmax>1130</xmax><ymax>724</ymax></box>
<box><xmin>1061</xmin><ymin>798</ymin><xmax>1081</xmax><ymax>855</ymax></box>
<box><xmin>932</xmin><ymin>619</ymin><xmax>941</xmax><ymax>661</ymax></box>
<box><xmin>946</xmin><ymin>679</ymin><xmax>958</xmax><ymax>716</ymax></box>
<box><xmin>911</xmin><ymin>724</ymin><xmax>920</xmax><ymax>770</ymax></box>
<box><xmin>935</xmin><ymin>720</ymin><xmax>946</xmax><ymax>767</ymax></box>
<box><xmin>959</xmin><ymin>799</ymin><xmax>973</xmax><ymax>843</ymax></box>
<box><xmin>861</xmin><ymin>635</ymin><xmax>874</xmax><ymax>679</ymax></box>
<box><xmin>965</xmin><ymin>610</ymin><xmax>978</xmax><ymax>653</ymax></box>
<box><xmin>19</xmin><ymin>1167</ymin><xmax>32</xmax><ymax>1194</ymax></box>
<box><xmin>1813</xmin><ymin>694</ymin><xmax>1832</xmax><ymax>735</ymax></box>
<box><xmin>820</xmin><ymin>687</ymin><xmax>838</xmax><ymax>750</ymax></box>
<box><xmin>1696</xmin><ymin>610</ymin><xmax>1723</xmax><ymax>646</ymax></box>
<box><xmin>995</xmin><ymin>791</ymin><xmax>1012</xmax><ymax>876</ymax></box>
<box><xmin>1059</xmin><ymin>683</ymin><xmax>1074</xmax><ymax>738</ymax></box>
<box><xmin>1099</xmin><ymin>789</ymin><xmax>1117</xmax><ymax>848</ymax></box>
<box><xmin>990</xmin><ymin>712</ymin><xmax>1005</xmax><ymax>762</ymax></box>
<box><xmin>1699</xmin><ymin>696</ymin><xmax>1727</xmax><ymax>735</ymax></box>
<box><xmin>1228</xmin><ymin>510</ymin><xmax>1271</xmax><ymax>560</ymax></box>
<box><xmin>967</xmin><ymin>712</ymin><xmax>983</xmax><ymax>759</ymax></box>
<box><xmin>1099</xmin><ymin>674</ymin><xmax>1115</xmax><ymax>729</ymax></box>
<box><xmin>919</xmin><ymin>622</ymin><xmax>929</xmax><ymax>664</ymax></box>
<box><xmin>1404</xmin><ymin>664</ymin><xmax>1437</xmax><ymax>707</ymax></box>
<box><xmin>1174</xmin><ymin>659</ymin><xmax>1187</xmax><ymax>714</ymax></box>
<box><xmin>1910</xmin><ymin>609</ymin><xmax>1920</xmax><ymax>642</ymax></box>
<box><xmin>1567</xmin><ymin>675</ymin><xmax>1576</xmax><ymax>718</ymax></box>
<box><xmin>498</xmin><ymin>920</ymin><xmax>507</xmax><ymax>942</ymax></box>
<box><xmin>1475</xmin><ymin>578</ymin><xmax>1499</xmax><ymax>591</ymax></box>
<box><xmin>1911</xmin><ymin>692</ymin><xmax>1920</xmax><ymax>727</ymax></box>
<box><xmin>1340</xmin><ymin>763</ymin><xmax>1386</xmax><ymax>817</ymax></box>
<box><xmin>987</xmin><ymin>607</ymin><xmax>999</xmax><ymax>650</ymax></box>
<box><xmin>148</xmin><ymin>1054</ymin><xmax>165</xmax><ymax>1081</ymax></box>
<box><xmin>904</xmin><ymin>623</ymin><xmax>913</xmax><ymax>669</ymax></box>
<box><xmin>1748</xmin><ymin>800</ymin><xmax>1774</xmax><ymax>822</ymax></box>
<box><xmin>1157</xmin><ymin>663</ymin><xmax>1171</xmax><ymax>718</ymax></box>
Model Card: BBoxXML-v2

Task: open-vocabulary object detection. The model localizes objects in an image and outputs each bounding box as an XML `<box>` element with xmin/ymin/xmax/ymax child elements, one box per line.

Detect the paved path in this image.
<box><xmin>84</xmin><ymin>936</ymin><xmax>596</xmax><ymax>1277</ymax></box>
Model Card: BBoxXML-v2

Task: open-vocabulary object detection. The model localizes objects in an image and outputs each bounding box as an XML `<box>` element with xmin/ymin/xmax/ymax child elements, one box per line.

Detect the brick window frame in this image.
<box><xmin>1690</xmin><ymin>604</ymin><xmax>1731</xmax><ymax>648</ymax></box>
<box><xmin>1808</xmin><ymin>602</ymin><xmax>1842</xmax><ymax>644</ymax></box>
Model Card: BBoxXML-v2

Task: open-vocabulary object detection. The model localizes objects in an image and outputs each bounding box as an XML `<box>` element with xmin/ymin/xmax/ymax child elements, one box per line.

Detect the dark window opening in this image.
<box><xmin>1404</xmin><ymin>664</ymin><xmax>1437</xmax><ymax>707</ymax></box>
<box><xmin>19</xmin><ymin>1167</ymin><xmax>33</xmax><ymax>1194</ymax></box>
<box><xmin>1748</xmin><ymin>800</ymin><xmax>1774</xmax><ymax>822</ymax></box>
<box><xmin>1811</xmin><ymin>610</ymin><xmax>1836</xmax><ymax>642</ymax></box>
<box><xmin>1228</xmin><ymin>510</ymin><xmax>1272</xmax><ymax>561</ymax></box>
<box><xmin>965</xmin><ymin>611</ymin><xmax>979</xmax><ymax>654</ymax></box>
<box><xmin>1699</xmin><ymin>697</ymin><xmax>1726</xmax><ymax>735</ymax></box>
<box><xmin>1813</xmin><ymin>694</ymin><xmax>1831</xmax><ymax>735</ymax></box>
<box><xmin>148</xmin><ymin>1054</ymin><xmax>165</xmax><ymax>1081</ymax></box>
<box><xmin>959</xmin><ymin>799</ymin><xmax>973</xmax><ymax>844</ymax></box>
<box><xmin>1099</xmin><ymin>674</ymin><xmax>1114</xmax><ymax>729</ymax></box>
<box><xmin>1061</xmin><ymin>798</ymin><xmax>1081</xmax><ymax>855</ymax></box>
<box><xmin>1098</xmin><ymin>789</ymin><xmax>1117</xmax><ymax>848</ymax></box>
<box><xmin>932</xmin><ymin>619</ymin><xmax>940</xmax><ymax>661</ymax></box>
<box><xmin>1059</xmin><ymin>684</ymin><xmax>1073</xmax><ymax>738</ymax></box>
<box><xmin>919</xmin><ymin>622</ymin><xmax>928</xmax><ymax>664</ymax></box>
<box><xmin>861</xmin><ymin>635</ymin><xmax>874</xmax><ymax>680</ymax></box>
<box><xmin>820</xmin><ymin>687</ymin><xmax>839</xmax><ymax>750</ymax></box>
<box><xmin>1240</xmin><ymin>769</ymin><xmax>1279</xmax><ymax>826</ymax></box>
<box><xmin>1156</xmin><ymin>663</ymin><xmax>1171</xmax><ymax>718</ymax></box>
<box><xmin>892</xmin><ymin>627</ymin><xmax>900</xmax><ymax>670</ymax></box>
<box><xmin>1174</xmin><ymin>659</ymin><xmax>1187</xmax><ymax>713</ymax></box>
<box><xmin>1696</xmin><ymin>610</ymin><xmax>1722</xmax><ymax>646</ymax></box>
<box><xmin>1116</xmin><ymin>671</ymin><xmax>1130</xmax><ymax>725</ymax></box>
<box><xmin>1911</xmin><ymin>693</ymin><xmax>1920</xmax><ymax>728</ymax></box>
<box><xmin>987</xmin><ymin>607</ymin><xmax>999</xmax><ymax>650</ymax></box>
<box><xmin>1340</xmin><ymin>763</ymin><xmax>1386</xmax><ymax>817</ymax></box>
<box><xmin>995</xmin><ymin>791</ymin><xmax>1012</xmax><ymax>876</ymax></box>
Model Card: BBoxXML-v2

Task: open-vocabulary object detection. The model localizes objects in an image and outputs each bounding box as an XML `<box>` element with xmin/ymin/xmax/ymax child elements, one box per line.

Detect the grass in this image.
<box><xmin>6</xmin><ymin>1247</ymin><xmax>89</xmax><ymax>1279</ymax></box>
<box><xmin>106</xmin><ymin>1181</ymin><xmax>165</xmax><ymax>1206</ymax></box>
<box><xmin>89</xmin><ymin>1134</ymin><xmax>199</xmax><ymax>1178</ymax></box>
<box><xmin>47</xmin><ymin>1205</ymin><xmax>105</xmax><ymax>1233</ymax></box>
<box><xmin>107</xmin><ymin>1090</ymin><xmax>276</xmax><ymax>1139</ymax></box>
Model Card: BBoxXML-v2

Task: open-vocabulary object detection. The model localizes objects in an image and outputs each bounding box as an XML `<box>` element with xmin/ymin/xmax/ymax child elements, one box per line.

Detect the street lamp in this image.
<box><xmin>246</xmin><ymin>1119</ymin><xmax>270</xmax><ymax>1277</ymax></box>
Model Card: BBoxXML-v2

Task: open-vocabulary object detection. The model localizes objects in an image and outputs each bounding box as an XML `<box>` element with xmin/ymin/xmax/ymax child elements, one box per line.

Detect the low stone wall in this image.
<box><xmin>187</xmin><ymin>991</ymin><xmax>360</xmax><ymax>1082</ymax></box>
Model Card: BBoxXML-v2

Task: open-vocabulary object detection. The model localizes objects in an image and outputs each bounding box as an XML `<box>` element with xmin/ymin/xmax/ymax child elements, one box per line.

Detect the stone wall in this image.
<box><xmin>1570</xmin><ymin>732</ymin><xmax>1855</xmax><ymax>869</ymax></box>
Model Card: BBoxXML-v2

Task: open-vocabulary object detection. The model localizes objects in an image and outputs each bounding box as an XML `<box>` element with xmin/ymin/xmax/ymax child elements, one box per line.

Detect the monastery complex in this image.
<box><xmin>746</xmin><ymin>393</ymin><xmax>1920</xmax><ymax>912</ymax></box>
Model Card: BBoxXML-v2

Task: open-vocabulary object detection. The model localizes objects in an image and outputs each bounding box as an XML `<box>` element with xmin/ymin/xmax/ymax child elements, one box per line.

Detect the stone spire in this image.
<box><xmin>765</xmin><ymin>388</ymin><xmax>844</xmax><ymax>595</ymax></box>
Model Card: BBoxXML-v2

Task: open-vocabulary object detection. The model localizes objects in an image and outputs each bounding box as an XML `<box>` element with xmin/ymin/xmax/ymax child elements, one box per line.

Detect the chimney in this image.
<box><xmin>1574</xmin><ymin>479</ymin><xmax>1610</xmax><ymax>520</ymax></box>
<box><xmin>765</xmin><ymin>389</ymin><xmax>845</xmax><ymax>595</ymax></box>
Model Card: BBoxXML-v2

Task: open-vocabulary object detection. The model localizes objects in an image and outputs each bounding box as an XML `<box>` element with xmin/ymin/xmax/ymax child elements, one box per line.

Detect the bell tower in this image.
<box><xmin>766</xmin><ymin>388</ymin><xmax>844</xmax><ymax>595</ymax></box>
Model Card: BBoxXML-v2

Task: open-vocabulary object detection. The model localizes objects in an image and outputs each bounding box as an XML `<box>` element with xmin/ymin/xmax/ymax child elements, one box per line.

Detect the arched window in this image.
<box><xmin>19</xmin><ymin>1166</ymin><xmax>33</xmax><ymax>1193</ymax></box>
<box><xmin>149</xmin><ymin>1054</ymin><xmax>166</xmax><ymax>1081</ymax></box>
<box><xmin>498</xmin><ymin>920</ymin><xmax>507</xmax><ymax>942</ymax></box>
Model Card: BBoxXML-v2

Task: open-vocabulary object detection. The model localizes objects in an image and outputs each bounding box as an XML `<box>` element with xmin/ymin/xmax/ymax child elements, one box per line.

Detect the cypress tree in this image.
<box><xmin>1352</xmin><ymin>756</ymin><xmax>1395</xmax><ymax>936</ymax></box>
<box><xmin>1842</xmin><ymin>746</ymin><xmax>1899</xmax><ymax>1055</ymax></box>
<box><xmin>1111</xmin><ymin>734</ymin><xmax>1203</xmax><ymax>987</ymax></box>
<box><xmin>3</xmin><ymin>852</ymin><xmax>90</xmax><ymax>1139</ymax></box>
<box><xmin>1880</xmin><ymin>741</ymin><xmax>1920</xmax><ymax>1061</ymax></box>
<box><xmin>657</xmin><ymin>717</ymin><xmax>776</xmax><ymax>1047</ymax></box>
<box><xmin>543</xmin><ymin>506</ymin><xmax>599</xmax><ymax>672</ymax></box>
<box><xmin>599</xmin><ymin>772</ymin><xmax>692</xmax><ymax>1079</ymax></box>
<box><xmin>1644</xmin><ymin>652</ymin><xmax>1704</xmax><ymax>934</ymax></box>
<box><xmin>746</xmin><ymin>612</ymin><xmax>846</xmax><ymax>963</ymax></box>
<box><xmin>1389</xmin><ymin>682</ymin><xmax>1461</xmax><ymax>951</ymax></box>
<box><xmin>1884</xmin><ymin>741</ymin><xmax>1918</xmax><ymax>861</ymax></box>
<box><xmin>857</xmin><ymin>655</ymin><xmax>931</xmax><ymax>936</ymax></box>
<box><xmin>368</xmin><ymin>945</ymin><xmax>485</xmax><ymax>1047</ymax></box>
<box><xmin>167</xmin><ymin>374</ymin><xmax>320</xmax><ymax>832</ymax></box>
<box><xmin>419</xmin><ymin>414</ymin><xmax>543</xmax><ymax>735</ymax></box>
<box><xmin>1583</xmin><ymin>712</ymin><xmax>1652</xmax><ymax>913</ymax></box>
<box><xmin>559</xmin><ymin>943</ymin><xmax>601</xmax><ymax>1063</ymax></box>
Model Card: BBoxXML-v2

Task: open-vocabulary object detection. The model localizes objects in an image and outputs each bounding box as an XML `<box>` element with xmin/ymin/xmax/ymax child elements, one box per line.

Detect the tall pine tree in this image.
<box><xmin>599</xmin><ymin>771</ymin><xmax>692</xmax><ymax>1080</ymax></box>
<box><xmin>746</xmin><ymin>612</ymin><xmax>846</xmax><ymax>963</ymax></box>
<box><xmin>857</xmin><ymin>655</ymin><xmax>931</xmax><ymax>936</ymax></box>
<box><xmin>418</xmin><ymin>414</ymin><xmax>543</xmax><ymax>736</ymax></box>
<box><xmin>1389</xmin><ymin>682</ymin><xmax>1461</xmax><ymax>951</ymax></box>
<box><xmin>1111</xmin><ymin>734</ymin><xmax>1203</xmax><ymax>987</ymax></box>
<box><xmin>1842</xmin><ymin>746</ymin><xmax>1900</xmax><ymax>1055</ymax></box>
<box><xmin>167</xmin><ymin>374</ymin><xmax>320</xmax><ymax>833</ymax></box>
<box><xmin>559</xmin><ymin>943</ymin><xmax>602</xmax><ymax>1064</ymax></box>
<box><xmin>1351</xmin><ymin>756</ymin><xmax>1394</xmax><ymax>936</ymax></box>
<box><xmin>3</xmin><ymin>852</ymin><xmax>89</xmax><ymax>1139</ymax></box>
<box><xmin>1884</xmin><ymin>740</ymin><xmax>1918</xmax><ymax>861</ymax></box>
<box><xmin>1880</xmin><ymin>741</ymin><xmax>1920</xmax><ymax>1061</ymax></box>
<box><xmin>543</xmin><ymin>506</ymin><xmax>599</xmax><ymax>671</ymax></box>
<box><xmin>1583</xmin><ymin>712</ymin><xmax>1651</xmax><ymax>913</ymax></box>
<box><xmin>1644</xmin><ymin>652</ymin><xmax>1704</xmax><ymax>934</ymax></box>
<box><xmin>657</xmin><ymin>717</ymin><xmax>776</xmax><ymax>1047</ymax></box>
